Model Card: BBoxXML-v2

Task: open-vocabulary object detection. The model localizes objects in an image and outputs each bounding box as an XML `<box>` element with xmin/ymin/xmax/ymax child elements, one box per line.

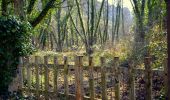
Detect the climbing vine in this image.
<box><xmin>0</xmin><ymin>16</ymin><xmax>34</xmax><ymax>98</ymax></box>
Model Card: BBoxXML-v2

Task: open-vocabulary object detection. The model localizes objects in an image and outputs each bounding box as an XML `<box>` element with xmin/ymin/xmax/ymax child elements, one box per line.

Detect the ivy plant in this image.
<box><xmin>0</xmin><ymin>16</ymin><xmax>34</xmax><ymax>98</ymax></box>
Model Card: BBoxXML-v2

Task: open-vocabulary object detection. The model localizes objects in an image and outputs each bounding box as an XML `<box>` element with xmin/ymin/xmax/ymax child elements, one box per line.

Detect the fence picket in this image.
<box><xmin>101</xmin><ymin>57</ymin><xmax>107</xmax><ymax>100</ymax></box>
<box><xmin>80</xmin><ymin>56</ymin><xmax>84</xmax><ymax>97</ymax></box>
<box><xmin>75</xmin><ymin>56</ymin><xmax>83</xmax><ymax>100</ymax></box>
<box><xmin>19</xmin><ymin>57</ymin><xmax>23</xmax><ymax>90</ymax></box>
<box><xmin>64</xmin><ymin>56</ymin><xmax>69</xmax><ymax>99</ymax></box>
<box><xmin>89</xmin><ymin>56</ymin><xmax>94</xmax><ymax>100</ymax></box>
<box><xmin>35</xmin><ymin>56</ymin><xmax>40</xmax><ymax>99</ymax></box>
<box><xmin>128</xmin><ymin>61</ymin><xmax>135</xmax><ymax>100</ymax></box>
<box><xmin>144</xmin><ymin>57</ymin><xmax>152</xmax><ymax>100</ymax></box>
<box><xmin>25</xmin><ymin>57</ymin><xmax>31</xmax><ymax>94</ymax></box>
<box><xmin>53</xmin><ymin>56</ymin><xmax>58</xmax><ymax>97</ymax></box>
<box><xmin>114</xmin><ymin>57</ymin><xmax>120</xmax><ymax>100</ymax></box>
<box><xmin>164</xmin><ymin>58</ymin><xmax>168</xmax><ymax>99</ymax></box>
<box><xmin>44</xmin><ymin>56</ymin><xmax>49</xmax><ymax>100</ymax></box>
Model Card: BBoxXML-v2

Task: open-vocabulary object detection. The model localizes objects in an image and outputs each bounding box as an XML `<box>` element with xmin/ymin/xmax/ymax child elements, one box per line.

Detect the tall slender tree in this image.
<box><xmin>165</xmin><ymin>0</ymin><xmax>170</xmax><ymax>99</ymax></box>
<box><xmin>69</xmin><ymin>0</ymin><xmax>105</xmax><ymax>55</ymax></box>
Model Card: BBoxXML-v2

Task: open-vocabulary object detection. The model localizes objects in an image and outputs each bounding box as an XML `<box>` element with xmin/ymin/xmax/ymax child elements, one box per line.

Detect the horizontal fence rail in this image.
<box><xmin>18</xmin><ymin>56</ymin><xmax>166</xmax><ymax>100</ymax></box>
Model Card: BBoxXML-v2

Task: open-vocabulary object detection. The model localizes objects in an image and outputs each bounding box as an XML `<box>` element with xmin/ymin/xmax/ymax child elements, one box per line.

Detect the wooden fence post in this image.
<box><xmin>35</xmin><ymin>56</ymin><xmax>40</xmax><ymax>99</ymax></box>
<box><xmin>114</xmin><ymin>57</ymin><xmax>120</xmax><ymax>100</ymax></box>
<box><xmin>53</xmin><ymin>56</ymin><xmax>58</xmax><ymax>97</ymax></box>
<box><xmin>75</xmin><ymin>56</ymin><xmax>84</xmax><ymax>100</ymax></box>
<box><xmin>144</xmin><ymin>57</ymin><xmax>152</xmax><ymax>100</ymax></box>
<box><xmin>164</xmin><ymin>58</ymin><xmax>168</xmax><ymax>98</ymax></box>
<box><xmin>128</xmin><ymin>61</ymin><xmax>135</xmax><ymax>100</ymax></box>
<box><xmin>89</xmin><ymin>56</ymin><xmax>94</xmax><ymax>100</ymax></box>
<box><xmin>25</xmin><ymin>57</ymin><xmax>31</xmax><ymax>95</ymax></box>
<box><xmin>80</xmin><ymin>56</ymin><xmax>84</xmax><ymax>97</ymax></box>
<box><xmin>101</xmin><ymin>57</ymin><xmax>107</xmax><ymax>100</ymax></box>
<box><xmin>64</xmin><ymin>56</ymin><xmax>69</xmax><ymax>99</ymax></box>
<box><xmin>44</xmin><ymin>56</ymin><xmax>49</xmax><ymax>100</ymax></box>
<box><xmin>18</xmin><ymin>57</ymin><xmax>23</xmax><ymax>90</ymax></box>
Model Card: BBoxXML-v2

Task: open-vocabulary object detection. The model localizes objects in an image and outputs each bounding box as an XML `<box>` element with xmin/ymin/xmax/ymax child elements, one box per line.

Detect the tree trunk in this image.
<box><xmin>166</xmin><ymin>0</ymin><xmax>170</xmax><ymax>99</ymax></box>
<box><xmin>56</xmin><ymin>8</ymin><xmax>62</xmax><ymax>52</ymax></box>
<box><xmin>14</xmin><ymin>0</ymin><xmax>25</xmax><ymax>19</ymax></box>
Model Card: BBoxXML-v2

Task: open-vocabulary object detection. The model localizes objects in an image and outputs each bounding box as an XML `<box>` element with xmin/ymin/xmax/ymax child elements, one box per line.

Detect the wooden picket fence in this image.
<box><xmin>18</xmin><ymin>56</ymin><xmax>167</xmax><ymax>100</ymax></box>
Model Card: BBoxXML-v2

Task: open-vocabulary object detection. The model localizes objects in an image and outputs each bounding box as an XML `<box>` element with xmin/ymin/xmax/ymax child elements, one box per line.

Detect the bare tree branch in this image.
<box><xmin>30</xmin><ymin>0</ymin><xmax>66</xmax><ymax>27</ymax></box>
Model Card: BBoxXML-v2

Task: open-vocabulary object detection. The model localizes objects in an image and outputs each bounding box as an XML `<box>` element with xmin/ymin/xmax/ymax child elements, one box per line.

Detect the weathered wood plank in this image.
<box><xmin>25</xmin><ymin>57</ymin><xmax>31</xmax><ymax>95</ymax></box>
<box><xmin>53</xmin><ymin>56</ymin><xmax>58</xmax><ymax>97</ymax></box>
<box><xmin>144</xmin><ymin>57</ymin><xmax>152</xmax><ymax>100</ymax></box>
<box><xmin>35</xmin><ymin>56</ymin><xmax>40</xmax><ymax>99</ymax></box>
<box><xmin>44</xmin><ymin>56</ymin><xmax>49</xmax><ymax>100</ymax></box>
<box><xmin>19</xmin><ymin>57</ymin><xmax>23</xmax><ymax>90</ymax></box>
<box><xmin>75</xmin><ymin>56</ymin><xmax>83</xmax><ymax>100</ymax></box>
<box><xmin>101</xmin><ymin>57</ymin><xmax>107</xmax><ymax>100</ymax></box>
<box><xmin>80</xmin><ymin>57</ymin><xmax>84</xmax><ymax>98</ymax></box>
<box><xmin>128</xmin><ymin>61</ymin><xmax>135</xmax><ymax>100</ymax></box>
<box><xmin>114</xmin><ymin>57</ymin><xmax>120</xmax><ymax>100</ymax></box>
<box><xmin>89</xmin><ymin>56</ymin><xmax>95</xmax><ymax>100</ymax></box>
<box><xmin>64</xmin><ymin>56</ymin><xmax>69</xmax><ymax>99</ymax></box>
<box><xmin>164</xmin><ymin>58</ymin><xmax>168</xmax><ymax>99</ymax></box>
<box><xmin>23</xmin><ymin>63</ymin><xmax>164</xmax><ymax>73</ymax></box>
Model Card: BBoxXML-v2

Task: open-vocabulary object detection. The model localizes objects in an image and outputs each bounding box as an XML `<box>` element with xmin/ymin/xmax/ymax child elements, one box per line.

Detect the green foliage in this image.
<box><xmin>146</xmin><ymin>25</ymin><xmax>167</xmax><ymax>68</ymax></box>
<box><xmin>130</xmin><ymin>0</ymin><xmax>167</xmax><ymax>68</ymax></box>
<box><xmin>0</xmin><ymin>16</ymin><xmax>34</xmax><ymax>97</ymax></box>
